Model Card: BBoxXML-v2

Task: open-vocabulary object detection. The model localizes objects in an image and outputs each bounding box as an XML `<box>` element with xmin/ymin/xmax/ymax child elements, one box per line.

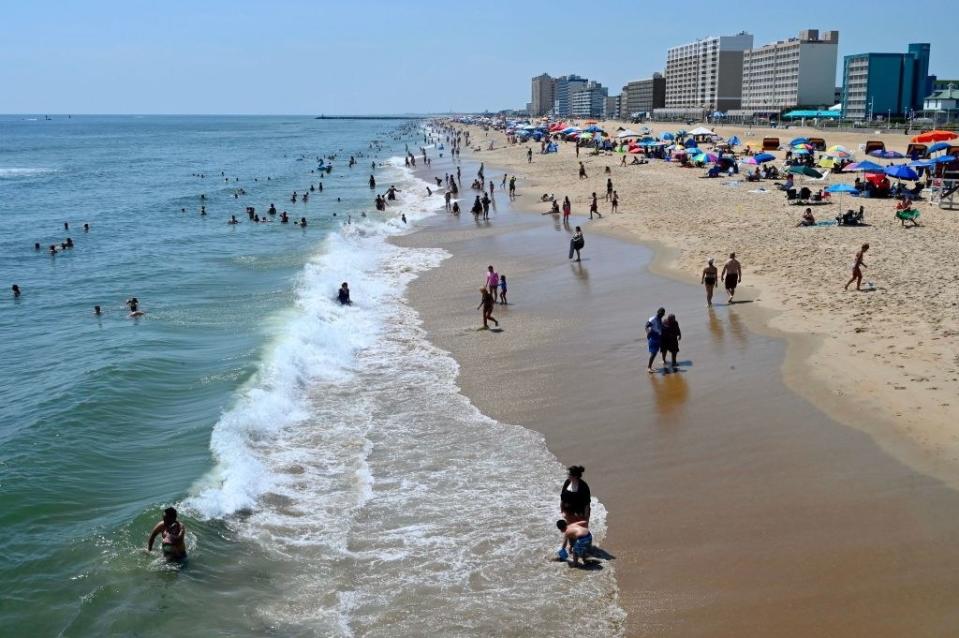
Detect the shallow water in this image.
<box><xmin>0</xmin><ymin>116</ymin><xmax>623</xmax><ymax>636</ymax></box>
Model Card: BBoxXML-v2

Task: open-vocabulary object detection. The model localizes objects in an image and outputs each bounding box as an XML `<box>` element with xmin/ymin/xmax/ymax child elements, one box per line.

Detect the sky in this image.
<box><xmin>1</xmin><ymin>0</ymin><xmax>956</xmax><ymax>115</ymax></box>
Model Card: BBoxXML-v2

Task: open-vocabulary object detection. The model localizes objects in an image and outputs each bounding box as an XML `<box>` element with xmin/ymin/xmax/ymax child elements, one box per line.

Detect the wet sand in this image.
<box><xmin>395</xmin><ymin>173</ymin><xmax>959</xmax><ymax>636</ymax></box>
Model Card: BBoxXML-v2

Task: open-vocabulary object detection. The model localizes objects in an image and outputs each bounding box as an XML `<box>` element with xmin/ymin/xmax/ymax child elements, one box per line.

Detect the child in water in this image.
<box><xmin>498</xmin><ymin>275</ymin><xmax>507</xmax><ymax>305</ymax></box>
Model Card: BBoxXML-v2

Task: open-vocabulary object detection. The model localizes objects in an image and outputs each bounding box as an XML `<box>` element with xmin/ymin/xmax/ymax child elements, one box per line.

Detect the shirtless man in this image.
<box><xmin>148</xmin><ymin>507</ymin><xmax>187</xmax><ymax>561</ymax></box>
<box><xmin>720</xmin><ymin>252</ymin><xmax>742</xmax><ymax>302</ymax></box>
<box><xmin>844</xmin><ymin>243</ymin><xmax>869</xmax><ymax>291</ymax></box>
<box><xmin>556</xmin><ymin>518</ymin><xmax>592</xmax><ymax>567</ymax></box>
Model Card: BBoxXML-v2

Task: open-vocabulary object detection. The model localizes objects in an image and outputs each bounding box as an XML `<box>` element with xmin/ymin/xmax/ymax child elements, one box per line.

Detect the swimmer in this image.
<box><xmin>228</xmin><ymin>215</ymin><xmax>240</xmax><ymax>224</ymax></box>
<box><xmin>84</xmin><ymin>223</ymin><xmax>90</xmax><ymax>232</ymax></box>
<box><xmin>49</xmin><ymin>244</ymin><xmax>58</xmax><ymax>254</ymax></box>
<box><xmin>299</xmin><ymin>217</ymin><xmax>307</xmax><ymax>227</ymax></box>
<box><xmin>401</xmin><ymin>214</ymin><xmax>407</xmax><ymax>224</ymax></box>
<box><xmin>200</xmin><ymin>206</ymin><xmax>206</xmax><ymax>215</ymax></box>
<box><xmin>64</xmin><ymin>222</ymin><xmax>69</xmax><ymax>230</ymax></box>
<box><xmin>338</xmin><ymin>282</ymin><xmax>351</xmax><ymax>305</ymax></box>
<box><xmin>94</xmin><ymin>305</ymin><xmax>101</xmax><ymax>315</ymax></box>
<box><xmin>148</xmin><ymin>507</ymin><xmax>187</xmax><ymax>561</ymax></box>
<box><xmin>34</xmin><ymin>242</ymin><xmax>40</xmax><ymax>251</ymax></box>
<box><xmin>12</xmin><ymin>284</ymin><xmax>21</xmax><ymax>298</ymax></box>
<box><xmin>65</xmin><ymin>238</ymin><xmax>74</xmax><ymax>248</ymax></box>
<box><xmin>126</xmin><ymin>297</ymin><xmax>145</xmax><ymax>318</ymax></box>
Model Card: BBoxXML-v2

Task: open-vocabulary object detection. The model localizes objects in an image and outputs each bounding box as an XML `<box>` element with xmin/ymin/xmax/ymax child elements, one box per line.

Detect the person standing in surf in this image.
<box><xmin>148</xmin><ymin>507</ymin><xmax>187</xmax><ymax>561</ymax></box>
<box><xmin>701</xmin><ymin>258</ymin><xmax>718</xmax><ymax>306</ymax></box>
<box><xmin>646</xmin><ymin>307</ymin><xmax>666</xmax><ymax>373</ymax></box>
<box><xmin>560</xmin><ymin>465</ymin><xmax>591</xmax><ymax>522</ymax></box>
<box><xmin>721</xmin><ymin>252</ymin><xmax>742</xmax><ymax>302</ymax></box>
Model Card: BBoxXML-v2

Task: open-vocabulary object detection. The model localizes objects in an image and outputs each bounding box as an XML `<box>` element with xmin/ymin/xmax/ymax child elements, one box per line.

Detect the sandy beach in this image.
<box><xmin>453</xmin><ymin>121</ymin><xmax>959</xmax><ymax>487</ymax></box>
<box><xmin>395</xmin><ymin>141</ymin><xmax>959</xmax><ymax>636</ymax></box>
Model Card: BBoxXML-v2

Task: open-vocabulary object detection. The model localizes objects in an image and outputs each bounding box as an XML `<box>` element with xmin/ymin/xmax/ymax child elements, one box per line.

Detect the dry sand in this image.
<box><xmin>455</xmin><ymin>120</ymin><xmax>959</xmax><ymax>486</ymax></box>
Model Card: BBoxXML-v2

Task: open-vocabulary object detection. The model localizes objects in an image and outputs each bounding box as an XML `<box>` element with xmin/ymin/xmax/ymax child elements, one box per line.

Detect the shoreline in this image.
<box><xmin>397</xmin><ymin>140</ymin><xmax>959</xmax><ymax>636</ymax></box>
<box><xmin>461</xmin><ymin>121</ymin><xmax>959</xmax><ymax>490</ymax></box>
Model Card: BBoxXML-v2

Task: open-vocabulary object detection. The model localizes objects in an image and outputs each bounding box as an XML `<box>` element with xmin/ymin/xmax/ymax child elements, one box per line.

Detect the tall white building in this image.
<box><xmin>530</xmin><ymin>74</ymin><xmax>555</xmax><ymax>117</ymax></box>
<box><xmin>661</xmin><ymin>32</ymin><xmax>753</xmax><ymax>116</ymax></box>
<box><xmin>739</xmin><ymin>29</ymin><xmax>839</xmax><ymax>114</ymax></box>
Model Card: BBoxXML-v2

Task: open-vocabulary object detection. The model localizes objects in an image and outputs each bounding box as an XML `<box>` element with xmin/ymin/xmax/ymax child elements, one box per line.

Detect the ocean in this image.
<box><xmin>0</xmin><ymin>115</ymin><xmax>623</xmax><ymax>636</ymax></box>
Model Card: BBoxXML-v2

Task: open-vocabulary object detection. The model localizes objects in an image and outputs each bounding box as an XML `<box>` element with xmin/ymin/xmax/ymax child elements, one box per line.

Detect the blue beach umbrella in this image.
<box><xmin>825</xmin><ymin>182</ymin><xmax>859</xmax><ymax>209</ymax></box>
<box><xmin>789</xmin><ymin>137</ymin><xmax>809</xmax><ymax>146</ymax></box>
<box><xmin>728</xmin><ymin>135</ymin><xmax>741</xmax><ymax>147</ymax></box>
<box><xmin>909</xmin><ymin>159</ymin><xmax>933</xmax><ymax>168</ymax></box>
<box><xmin>661</xmin><ymin>132</ymin><xmax>675</xmax><ymax>141</ymax></box>
<box><xmin>870</xmin><ymin>149</ymin><xmax>905</xmax><ymax>159</ymax></box>
<box><xmin>933</xmin><ymin>154</ymin><xmax>958</xmax><ymax>164</ymax></box>
<box><xmin>885</xmin><ymin>165</ymin><xmax>918</xmax><ymax>180</ymax></box>
<box><xmin>928</xmin><ymin>141</ymin><xmax>950</xmax><ymax>153</ymax></box>
<box><xmin>843</xmin><ymin>160</ymin><xmax>884</xmax><ymax>173</ymax></box>
<box><xmin>753</xmin><ymin>152</ymin><xmax>776</xmax><ymax>163</ymax></box>
<box><xmin>793</xmin><ymin>148</ymin><xmax>810</xmax><ymax>155</ymax></box>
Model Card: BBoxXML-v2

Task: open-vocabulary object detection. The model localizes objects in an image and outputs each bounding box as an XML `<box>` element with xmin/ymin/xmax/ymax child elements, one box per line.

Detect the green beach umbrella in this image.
<box><xmin>788</xmin><ymin>165</ymin><xmax>823</xmax><ymax>178</ymax></box>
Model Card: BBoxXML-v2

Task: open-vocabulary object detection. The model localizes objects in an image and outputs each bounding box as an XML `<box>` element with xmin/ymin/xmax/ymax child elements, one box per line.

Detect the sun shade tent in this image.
<box><xmin>906</xmin><ymin>143</ymin><xmax>928</xmax><ymax>158</ymax></box>
<box><xmin>762</xmin><ymin>137</ymin><xmax>780</xmax><ymax>151</ymax></box>
<box><xmin>807</xmin><ymin>137</ymin><xmax>826</xmax><ymax>151</ymax></box>
<box><xmin>864</xmin><ymin>140</ymin><xmax>885</xmax><ymax>154</ymax></box>
<box><xmin>911</xmin><ymin>130</ymin><xmax>958</xmax><ymax>143</ymax></box>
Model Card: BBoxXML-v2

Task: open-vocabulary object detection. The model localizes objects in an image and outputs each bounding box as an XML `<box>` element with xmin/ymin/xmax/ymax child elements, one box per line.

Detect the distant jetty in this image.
<box><xmin>314</xmin><ymin>115</ymin><xmax>425</xmax><ymax>120</ymax></box>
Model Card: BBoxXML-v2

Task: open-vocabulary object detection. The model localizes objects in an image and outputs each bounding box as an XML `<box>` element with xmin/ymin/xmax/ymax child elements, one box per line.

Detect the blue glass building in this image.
<box><xmin>841</xmin><ymin>43</ymin><xmax>931</xmax><ymax>120</ymax></box>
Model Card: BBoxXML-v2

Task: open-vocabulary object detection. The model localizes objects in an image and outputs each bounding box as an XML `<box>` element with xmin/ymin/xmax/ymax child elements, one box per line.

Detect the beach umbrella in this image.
<box><xmin>826</xmin><ymin>144</ymin><xmax>849</xmax><ymax>154</ymax></box>
<box><xmin>870</xmin><ymin>149</ymin><xmax>905</xmax><ymax>159</ymax></box>
<box><xmin>661</xmin><ymin>132</ymin><xmax>675</xmax><ymax>141</ymax></box>
<box><xmin>908</xmin><ymin>159</ymin><xmax>933</xmax><ymax>168</ymax></box>
<box><xmin>688</xmin><ymin>126</ymin><xmax>714</xmax><ymax>136</ymax></box>
<box><xmin>728</xmin><ymin>135</ymin><xmax>741</xmax><ymax>147</ymax></box>
<box><xmin>843</xmin><ymin>160</ymin><xmax>884</xmax><ymax>173</ymax></box>
<box><xmin>792</xmin><ymin>143</ymin><xmax>814</xmax><ymax>150</ymax></box>
<box><xmin>789</xmin><ymin>137</ymin><xmax>809</xmax><ymax>146</ymax></box>
<box><xmin>584</xmin><ymin>125</ymin><xmax>603</xmax><ymax>133</ymax></box>
<box><xmin>932</xmin><ymin>154</ymin><xmax>958</xmax><ymax>164</ymax></box>
<box><xmin>628</xmin><ymin>146</ymin><xmax>643</xmax><ymax>154</ymax></box>
<box><xmin>825</xmin><ymin>182</ymin><xmax>859</xmax><ymax>210</ymax></box>
<box><xmin>617</xmin><ymin>129</ymin><xmax>639</xmax><ymax>138</ymax></box>
<box><xmin>825</xmin><ymin>150</ymin><xmax>852</xmax><ymax>159</ymax></box>
<box><xmin>911</xmin><ymin>130</ymin><xmax>957</xmax><ymax>143</ymax></box>
<box><xmin>740</xmin><ymin>157</ymin><xmax>760</xmax><ymax>165</ymax></box>
<box><xmin>885</xmin><ymin>165</ymin><xmax>918</xmax><ymax>180</ymax></box>
<box><xmin>788</xmin><ymin>165</ymin><xmax>823</xmax><ymax>178</ymax></box>
<box><xmin>928</xmin><ymin>141</ymin><xmax>951</xmax><ymax>153</ymax></box>
<box><xmin>693</xmin><ymin>152</ymin><xmax>718</xmax><ymax>163</ymax></box>
<box><xmin>793</xmin><ymin>148</ymin><xmax>810</xmax><ymax>156</ymax></box>
<box><xmin>579</xmin><ymin>132</ymin><xmax>593</xmax><ymax>140</ymax></box>
<box><xmin>753</xmin><ymin>152</ymin><xmax>776</xmax><ymax>163</ymax></box>
<box><xmin>818</xmin><ymin>156</ymin><xmax>836</xmax><ymax>169</ymax></box>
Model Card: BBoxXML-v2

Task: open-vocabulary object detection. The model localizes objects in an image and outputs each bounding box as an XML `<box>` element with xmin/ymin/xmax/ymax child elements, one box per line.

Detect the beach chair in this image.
<box><xmin>895</xmin><ymin>209</ymin><xmax>921</xmax><ymax>227</ymax></box>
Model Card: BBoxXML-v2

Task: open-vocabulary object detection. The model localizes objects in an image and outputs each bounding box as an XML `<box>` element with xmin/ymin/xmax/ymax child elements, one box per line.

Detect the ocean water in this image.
<box><xmin>0</xmin><ymin>116</ymin><xmax>623</xmax><ymax>636</ymax></box>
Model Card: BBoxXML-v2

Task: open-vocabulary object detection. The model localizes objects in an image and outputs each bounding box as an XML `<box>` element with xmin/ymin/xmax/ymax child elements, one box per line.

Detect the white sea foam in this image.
<box><xmin>185</xmin><ymin>158</ymin><xmax>625</xmax><ymax>636</ymax></box>
<box><xmin>0</xmin><ymin>167</ymin><xmax>54</xmax><ymax>178</ymax></box>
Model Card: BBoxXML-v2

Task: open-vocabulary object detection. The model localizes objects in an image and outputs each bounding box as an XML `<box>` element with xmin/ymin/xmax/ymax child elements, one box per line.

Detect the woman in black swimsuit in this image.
<box><xmin>701</xmin><ymin>258</ymin><xmax>718</xmax><ymax>306</ymax></box>
<box><xmin>560</xmin><ymin>465</ymin><xmax>591</xmax><ymax>522</ymax></box>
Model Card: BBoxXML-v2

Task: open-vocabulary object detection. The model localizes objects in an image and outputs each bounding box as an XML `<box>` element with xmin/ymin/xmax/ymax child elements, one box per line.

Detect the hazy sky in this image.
<box><xmin>2</xmin><ymin>0</ymin><xmax>956</xmax><ymax>115</ymax></box>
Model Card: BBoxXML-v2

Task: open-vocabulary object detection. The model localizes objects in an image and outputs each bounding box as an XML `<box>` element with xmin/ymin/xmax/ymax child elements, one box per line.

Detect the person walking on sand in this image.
<box><xmin>578</xmin><ymin>162</ymin><xmax>587</xmax><ymax>179</ymax></box>
<box><xmin>611</xmin><ymin>191</ymin><xmax>619</xmax><ymax>214</ymax></box>
<box><xmin>605</xmin><ymin>178</ymin><xmax>613</xmax><ymax>201</ymax></box>
<box><xmin>477</xmin><ymin>287</ymin><xmax>499</xmax><ymax>329</ymax></box>
<box><xmin>562</xmin><ymin>196</ymin><xmax>571</xmax><ymax>223</ymax></box>
<box><xmin>701</xmin><ymin>258</ymin><xmax>718</xmax><ymax>306</ymax></box>
<box><xmin>660</xmin><ymin>313</ymin><xmax>682</xmax><ymax>370</ymax></box>
<box><xmin>589</xmin><ymin>193</ymin><xmax>602</xmax><ymax>219</ymax></box>
<box><xmin>721</xmin><ymin>253</ymin><xmax>742</xmax><ymax>302</ymax></box>
<box><xmin>844</xmin><ymin>243</ymin><xmax>870</xmax><ymax>291</ymax></box>
<box><xmin>527</xmin><ymin>147</ymin><xmax>533</xmax><ymax>163</ymax></box>
<box><xmin>498</xmin><ymin>274</ymin><xmax>508</xmax><ymax>305</ymax></box>
<box><xmin>569</xmin><ymin>226</ymin><xmax>585</xmax><ymax>261</ymax></box>
<box><xmin>646</xmin><ymin>307</ymin><xmax>666</xmax><ymax>372</ymax></box>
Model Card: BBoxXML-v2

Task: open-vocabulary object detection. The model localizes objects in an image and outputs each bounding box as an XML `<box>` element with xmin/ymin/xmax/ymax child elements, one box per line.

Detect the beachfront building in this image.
<box><xmin>553</xmin><ymin>75</ymin><xmax>588</xmax><ymax>117</ymax></box>
<box><xmin>841</xmin><ymin>43</ymin><xmax>932</xmax><ymax>120</ymax></box>
<box><xmin>605</xmin><ymin>95</ymin><xmax>621</xmax><ymax>120</ymax></box>
<box><xmin>923</xmin><ymin>83</ymin><xmax>959</xmax><ymax>124</ymax></box>
<box><xmin>570</xmin><ymin>81</ymin><xmax>608</xmax><ymax>118</ymax></box>
<box><xmin>657</xmin><ymin>33</ymin><xmax>753</xmax><ymax>118</ymax></box>
<box><xmin>737</xmin><ymin>29</ymin><xmax>839</xmax><ymax>116</ymax></box>
<box><xmin>530</xmin><ymin>73</ymin><xmax>555</xmax><ymax>117</ymax></box>
<box><xmin>621</xmin><ymin>73</ymin><xmax>666</xmax><ymax>119</ymax></box>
